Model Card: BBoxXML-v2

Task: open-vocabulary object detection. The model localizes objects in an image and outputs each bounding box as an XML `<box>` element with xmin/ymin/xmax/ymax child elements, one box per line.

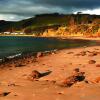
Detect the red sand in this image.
<box><xmin>0</xmin><ymin>45</ymin><xmax>100</xmax><ymax>100</ymax></box>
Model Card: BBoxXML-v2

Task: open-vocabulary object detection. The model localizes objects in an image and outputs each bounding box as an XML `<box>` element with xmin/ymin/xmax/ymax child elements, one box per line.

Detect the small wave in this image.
<box><xmin>0</xmin><ymin>59</ymin><xmax>3</xmax><ymax>62</ymax></box>
<box><xmin>7</xmin><ymin>53</ymin><xmax>22</xmax><ymax>59</ymax></box>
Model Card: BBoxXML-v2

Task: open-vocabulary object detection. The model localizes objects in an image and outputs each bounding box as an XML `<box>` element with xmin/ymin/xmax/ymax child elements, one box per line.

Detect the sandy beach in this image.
<box><xmin>0</xmin><ymin>39</ymin><xmax>100</xmax><ymax>100</ymax></box>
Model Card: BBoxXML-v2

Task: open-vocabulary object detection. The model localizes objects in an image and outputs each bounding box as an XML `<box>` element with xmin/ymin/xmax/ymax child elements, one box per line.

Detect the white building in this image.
<box><xmin>4</xmin><ymin>32</ymin><xmax>10</xmax><ymax>34</ymax></box>
<box><xmin>19</xmin><ymin>32</ymin><xmax>24</xmax><ymax>35</ymax></box>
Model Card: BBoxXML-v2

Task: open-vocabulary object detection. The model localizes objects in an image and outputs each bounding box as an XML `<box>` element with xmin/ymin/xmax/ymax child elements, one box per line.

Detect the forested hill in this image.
<box><xmin>0</xmin><ymin>13</ymin><xmax>100</xmax><ymax>36</ymax></box>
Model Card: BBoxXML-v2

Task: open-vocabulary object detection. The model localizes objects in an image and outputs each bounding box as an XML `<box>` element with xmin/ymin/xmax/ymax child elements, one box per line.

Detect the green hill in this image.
<box><xmin>0</xmin><ymin>13</ymin><xmax>100</xmax><ymax>36</ymax></box>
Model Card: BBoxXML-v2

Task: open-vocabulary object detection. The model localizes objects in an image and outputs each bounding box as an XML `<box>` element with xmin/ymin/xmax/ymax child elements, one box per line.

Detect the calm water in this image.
<box><xmin>0</xmin><ymin>36</ymin><xmax>95</xmax><ymax>59</ymax></box>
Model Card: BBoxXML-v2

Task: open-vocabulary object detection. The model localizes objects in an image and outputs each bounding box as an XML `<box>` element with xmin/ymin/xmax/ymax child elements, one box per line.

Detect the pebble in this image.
<box><xmin>88</xmin><ymin>60</ymin><xmax>96</xmax><ymax>64</ymax></box>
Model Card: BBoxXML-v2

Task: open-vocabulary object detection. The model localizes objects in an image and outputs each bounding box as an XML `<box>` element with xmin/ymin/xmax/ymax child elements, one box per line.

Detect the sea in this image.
<box><xmin>0</xmin><ymin>36</ymin><xmax>97</xmax><ymax>60</ymax></box>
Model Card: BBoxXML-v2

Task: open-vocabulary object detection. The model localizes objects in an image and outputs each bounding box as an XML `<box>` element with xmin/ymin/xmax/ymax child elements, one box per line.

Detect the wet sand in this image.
<box><xmin>0</xmin><ymin>41</ymin><xmax>100</xmax><ymax>100</ymax></box>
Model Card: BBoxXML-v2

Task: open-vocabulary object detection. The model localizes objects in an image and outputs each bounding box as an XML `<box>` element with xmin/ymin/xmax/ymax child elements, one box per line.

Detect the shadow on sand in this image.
<box><xmin>40</xmin><ymin>70</ymin><xmax>52</xmax><ymax>78</ymax></box>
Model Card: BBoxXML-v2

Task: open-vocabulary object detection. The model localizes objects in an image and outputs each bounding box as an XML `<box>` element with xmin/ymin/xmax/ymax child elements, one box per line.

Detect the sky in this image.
<box><xmin>0</xmin><ymin>0</ymin><xmax>100</xmax><ymax>21</ymax></box>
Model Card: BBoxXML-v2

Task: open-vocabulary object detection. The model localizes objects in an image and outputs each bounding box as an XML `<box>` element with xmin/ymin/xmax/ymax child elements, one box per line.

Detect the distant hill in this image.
<box><xmin>0</xmin><ymin>13</ymin><xmax>100</xmax><ymax>36</ymax></box>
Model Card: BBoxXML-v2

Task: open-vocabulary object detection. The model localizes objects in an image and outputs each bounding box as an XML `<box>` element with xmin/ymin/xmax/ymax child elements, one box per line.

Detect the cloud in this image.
<box><xmin>74</xmin><ymin>8</ymin><xmax>100</xmax><ymax>15</ymax></box>
<box><xmin>0</xmin><ymin>14</ymin><xmax>28</xmax><ymax>21</ymax></box>
<box><xmin>33</xmin><ymin>0</ymin><xmax>100</xmax><ymax>9</ymax></box>
<box><xmin>0</xmin><ymin>0</ymin><xmax>100</xmax><ymax>21</ymax></box>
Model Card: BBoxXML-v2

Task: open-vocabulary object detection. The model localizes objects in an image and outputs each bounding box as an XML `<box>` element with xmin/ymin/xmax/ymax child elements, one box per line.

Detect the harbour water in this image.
<box><xmin>0</xmin><ymin>36</ymin><xmax>96</xmax><ymax>59</ymax></box>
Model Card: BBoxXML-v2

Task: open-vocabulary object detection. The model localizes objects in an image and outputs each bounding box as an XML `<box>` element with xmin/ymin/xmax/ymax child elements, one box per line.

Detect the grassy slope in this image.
<box><xmin>0</xmin><ymin>13</ymin><xmax>100</xmax><ymax>34</ymax></box>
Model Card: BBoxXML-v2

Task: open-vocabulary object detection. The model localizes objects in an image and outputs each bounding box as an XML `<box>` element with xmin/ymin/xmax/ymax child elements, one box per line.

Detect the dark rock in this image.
<box><xmin>9</xmin><ymin>68</ymin><xmax>12</xmax><ymax>70</ymax></box>
<box><xmin>8</xmin><ymin>83</ymin><xmax>16</xmax><ymax>86</ymax></box>
<box><xmin>96</xmin><ymin>64</ymin><xmax>100</xmax><ymax>67</ymax></box>
<box><xmin>88</xmin><ymin>60</ymin><xmax>96</xmax><ymax>64</ymax></box>
<box><xmin>80</xmin><ymin>51</ymin><xmax>87</xmax><ymax>56</ymax></box>
<box><xmin>67</xmin><ymin>52</ymin><xmax>74</xmax><ymax>54</ymax></box>
<box><xmin>75</xmin><ymin>51</ymin><xmax>86</xmax><ymax>56</ymax></box>
<box><xmin>88</xmin><ymin>51</ymin><xmax>97</xmax><ymax>56</ymax></box>
<box><xmin>28</xmin><ymin>70</ymin><xmax>41</xmax><ymax>80</ymax></box>
<box><xmin>28</xmin><ymin>70</ymin><xmax>52</xmax><ymax>81</ymax></box>
<box><xmin>14</xmin><ymin>94</ymin><xmax>18</xmax><ymax>96</ymax></box>
<box><xmin>84</xmin><ymin>80</ymin><xmax>89</xmax><ymax>84</ymax></box>
<box><xmin>58</xmin><ymin>92</ymin><xmax>63</xmax><ymax>95</ymax></box>
<box><xmin>74</xmin><ymin>68</ymin><xmax>80</xmax><ymax>72</ymax></box>
<box><xmin>62</xmin><ymin>68</ymin><xmax>85</xmax><ymax>87</ymax></box>
<box><xmin>94</xmin><ymin>48</ymin><xmax>99</xmax><ymax>50</ymax></box>
<box><xmin>51</xmin><ymin>80</ymin><xmax>56</xmax><ymax>84</ymax></box>
<box><xmin>15</xmin><ymin>63</ymin><xmax>25</xmax><ymax>67</ymax></box>
<box><xmin>0</xmin><ymin>92</ymin><xmax>10</xmax><ymax>97</ymax></box>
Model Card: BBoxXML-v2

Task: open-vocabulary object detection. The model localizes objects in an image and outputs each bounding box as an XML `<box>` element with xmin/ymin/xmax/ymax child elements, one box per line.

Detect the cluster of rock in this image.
<box><xmin>75</xmin><ymin>50</ymin><xmax>100</xmax><ymax>57</ymax></box>
<box><xmin>36</xmin><ymin>49</ymin><xmax>57</xmax><ymax>58</ymax></box>
<box><xmin>62</xmin><ymin>68</ymin><xmax>85</xmax><ymax>87</ymax></box>
<box><xmin>27</xmin><ymin>68</ymin><xmax>86</xmax><ymax>88</ymax></box>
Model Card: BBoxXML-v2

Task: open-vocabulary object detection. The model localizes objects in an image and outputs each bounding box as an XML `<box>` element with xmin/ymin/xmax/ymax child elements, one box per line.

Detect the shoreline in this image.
<box><xmin>0</xmin><ymin>49</ymin><xmax>58</xmax><ymax>65</ymax></box>
<box><xmin>0</xmin><ymin>37</ymin><xmax>100</xmax><ymax>64</ymax></box>
<box><xmin>0</xmin><ymin>35</ymin><xmax>100</xmax><ymax>39</ymax></box>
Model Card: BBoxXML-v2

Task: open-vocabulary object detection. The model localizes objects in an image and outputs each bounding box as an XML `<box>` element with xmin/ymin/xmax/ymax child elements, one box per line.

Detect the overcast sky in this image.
<box><xmin>0</xmin><ymin>0</ymin><xmax>100</xmax><ymax>21</ymax></box>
